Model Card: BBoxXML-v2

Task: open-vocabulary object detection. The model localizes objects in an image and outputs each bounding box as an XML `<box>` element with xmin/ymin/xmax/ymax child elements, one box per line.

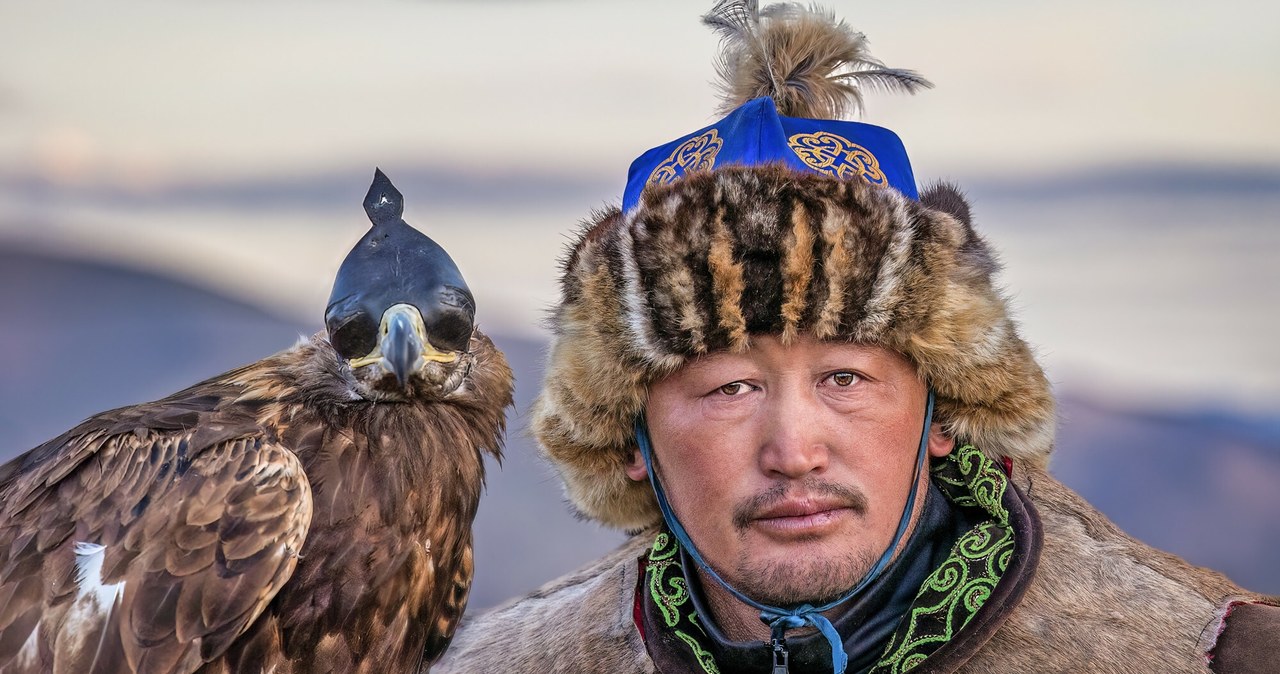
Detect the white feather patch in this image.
<box><xmin>60</xmin><ymin>542</ymin><xmax>127</xmax><ymax>663</ymax></box>
<box><xmin>73</xmin><ymin>541</ymin><xmax>125</xmax><ymax>607</ymax></box>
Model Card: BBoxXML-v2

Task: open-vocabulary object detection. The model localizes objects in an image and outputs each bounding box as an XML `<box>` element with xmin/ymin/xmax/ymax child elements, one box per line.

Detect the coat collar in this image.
<box><xmin>635</xmin><ymin>446</ymin><xmax>1044</xmax><ymax>674</ymax></box>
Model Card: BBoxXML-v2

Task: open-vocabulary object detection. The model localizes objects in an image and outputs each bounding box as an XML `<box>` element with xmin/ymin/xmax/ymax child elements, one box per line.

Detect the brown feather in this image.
<box><xmin>704</xmin><ymin>0</ymin><xmax>932</xmax><ymax>118</ymax></box>
<box><xmin>0</xmin><ymin>329</ymin><xmax>513</xmax><ymax>673</ymax></box>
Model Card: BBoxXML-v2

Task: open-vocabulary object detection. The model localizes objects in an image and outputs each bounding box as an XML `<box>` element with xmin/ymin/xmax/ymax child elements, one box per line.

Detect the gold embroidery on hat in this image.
<box><xmin>648</xmin><ymin>130</ymin><xmax>724</xmax><ymax>187</ymax></box>
<box><xmin>788</xmin><ymin>131</ymin><xmax>887</xmax><ymax>185</ymax></box>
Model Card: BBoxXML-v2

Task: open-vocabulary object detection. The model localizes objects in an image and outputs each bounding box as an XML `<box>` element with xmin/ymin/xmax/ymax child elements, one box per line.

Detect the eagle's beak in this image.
<box><xmin>382</xmin><ymin>304</ymin><xmax>424</xmax><ymax>387</ymax></box>
<box><xmin>345</xmin><ymin>303</ymin><xmax>460</xmax><ymax>387</ymax></box>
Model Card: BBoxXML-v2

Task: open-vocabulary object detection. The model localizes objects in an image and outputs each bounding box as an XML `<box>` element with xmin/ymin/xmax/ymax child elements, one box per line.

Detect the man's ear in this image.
<box><xmin>928</xmin><ymin>424</ymin><xmax>955</xmax><ymax>458</ymax></box>
<box><xmin>624</xmin><ymin>448</ymin><xmax>649</xmax><ymax>481</ymax></box>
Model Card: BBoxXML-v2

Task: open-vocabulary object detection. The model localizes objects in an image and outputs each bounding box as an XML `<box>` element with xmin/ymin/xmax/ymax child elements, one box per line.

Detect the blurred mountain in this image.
<box><xmin>1</xmin><ymin>244</ymin><xmax>1277</xmax><ymax>607</ymax></box>
<box><xmin>2</xmin><ymin>161</ymin><xmax>1277</xmax><ymax>215</ymax></box>
<box><xmin>0</xmin><ymin>163</ymin><xmax>616</xmax><ymax>215</ymax></box>
<box><xmin>0</xmin><ymin>246</ymin><xmax>309</xmax><ymax>450</ymax></box>
<box><xmin>967</xmin><ymin>163</ymin><xmax>1280</xmax><ymax>200</ymax></box>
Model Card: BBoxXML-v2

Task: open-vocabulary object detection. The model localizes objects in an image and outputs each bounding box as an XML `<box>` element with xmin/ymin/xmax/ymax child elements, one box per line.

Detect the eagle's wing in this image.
<box><xmin>419</xmin><ymin>542</ymin><xmax>473</xmax><ymax>668</ymax></box>
<box><xmin>0</xmin><ymin>416</ymin><xmax>313</xmax><ymax>674</ymax></box>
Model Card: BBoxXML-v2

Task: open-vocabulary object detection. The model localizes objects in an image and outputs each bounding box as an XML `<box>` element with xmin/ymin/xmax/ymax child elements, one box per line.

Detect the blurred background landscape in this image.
<box><xmin>1</xmin><ymin>0</ymin><xmax>1277</xmax><ymax>605</ymax></box>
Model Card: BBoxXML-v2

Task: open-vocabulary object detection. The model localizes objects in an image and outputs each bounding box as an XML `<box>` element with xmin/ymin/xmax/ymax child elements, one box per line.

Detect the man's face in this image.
<box><xmin>632</xmin><ymin>335</ymin><xmax>953</xmax><ymax>607</ymax></box>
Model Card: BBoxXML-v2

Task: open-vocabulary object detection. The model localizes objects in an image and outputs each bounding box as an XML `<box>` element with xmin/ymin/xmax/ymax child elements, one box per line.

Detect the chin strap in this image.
<box><xmin>635</xmin><ymin>391</ymin><xmax>935</xmax><ymax>674</ymax></box>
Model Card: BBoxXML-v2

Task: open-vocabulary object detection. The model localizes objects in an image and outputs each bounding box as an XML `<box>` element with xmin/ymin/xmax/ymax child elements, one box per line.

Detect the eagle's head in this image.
<box><xmin>324</xmin><ymin>169</ymin><xmax>476</xmax><ymax>401</ymax></box>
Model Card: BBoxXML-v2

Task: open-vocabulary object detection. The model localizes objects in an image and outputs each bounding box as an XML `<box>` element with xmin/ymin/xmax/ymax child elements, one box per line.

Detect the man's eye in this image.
<box><xmin>717</xmin><ymin>382</ymin><xmax>749</xmax><ymax>396</ymax></box>
<box><xmin>828</xmin><ymin>372</ymin><xmax>860</xmax><ymax>387</ymax></box>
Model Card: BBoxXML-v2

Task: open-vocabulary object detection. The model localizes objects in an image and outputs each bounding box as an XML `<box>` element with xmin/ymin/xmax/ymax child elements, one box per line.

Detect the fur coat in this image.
<box><xmin>434</xmin><ymin>465</ymin><xmax>1278</xmax><ymax>674</ymax></box>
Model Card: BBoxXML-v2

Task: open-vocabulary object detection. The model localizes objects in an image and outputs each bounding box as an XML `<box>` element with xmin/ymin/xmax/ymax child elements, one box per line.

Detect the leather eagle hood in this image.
<box><xmin>532</xmin><ymin>2</ymin><xmax>1056</xmax><ymax>531</ymax></box>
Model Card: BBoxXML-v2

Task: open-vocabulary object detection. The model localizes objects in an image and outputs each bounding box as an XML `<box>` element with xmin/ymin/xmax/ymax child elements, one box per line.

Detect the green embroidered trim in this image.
<box><xmin>647</xmin><ymin>532</ymin><xmax>721</xmax><ymax>674</ymax></box>
<box><xmin>932</xmin><ymin>445</ymin><xmax>1009</xmax><ymax>526</ymax></box>
<box><xmin>642</xmin><ymin>444</ymin><xmax>1013</xmax><ymax>674</ymax></box>
<box><xmin>869</xmin><ymin>445</ymin><xmax>1014</xmax><ymax>674</ymax></box>
<box><xmin>675</xmin><ymin>630</ymin><xmax>721</xmax><ymax>674</ymax></box>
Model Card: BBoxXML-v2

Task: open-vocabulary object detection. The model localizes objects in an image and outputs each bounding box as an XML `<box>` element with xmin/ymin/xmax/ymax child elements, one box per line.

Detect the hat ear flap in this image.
<box><xmin>920</xmin><ymin>181</ymin><xmax>973</xmax><ymax>227</ymax></box>
<box><xmin>920</xmin><ymin>182</ymin><xmax>1000</xmax><ymax>278</ymax></box>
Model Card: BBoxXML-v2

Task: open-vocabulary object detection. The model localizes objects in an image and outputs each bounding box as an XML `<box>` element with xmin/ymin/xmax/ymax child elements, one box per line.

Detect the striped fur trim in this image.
<box><xmin>534</xmin><ymin>165</ymin><xmax>1055</xmax><ymax>529</ymax></box>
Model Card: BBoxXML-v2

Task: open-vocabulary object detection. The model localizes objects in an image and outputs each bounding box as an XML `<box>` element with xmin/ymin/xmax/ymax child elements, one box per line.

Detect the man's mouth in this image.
<box><xmin>732</xmin><ymin>482</ymin><xmax>869</xmax><ymax>538</ymax></box>
<box><xmin>749</xmin><ymin>497</ymin><xmax>858</xmax><ymax>535</ymax></box>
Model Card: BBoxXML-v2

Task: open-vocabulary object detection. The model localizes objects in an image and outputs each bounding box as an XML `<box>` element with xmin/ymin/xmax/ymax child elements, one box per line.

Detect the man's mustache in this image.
<box><xmin>731</xmin><ymin>480</ymin><xmax>869</xmax><ymax>532</ymax></box>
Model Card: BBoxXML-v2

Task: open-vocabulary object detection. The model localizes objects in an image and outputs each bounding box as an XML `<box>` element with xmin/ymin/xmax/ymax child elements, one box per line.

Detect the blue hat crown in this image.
<box><xmin>624</xmin><ymin>96</ymin><xmax>919</xmax><ymax>210</ymax></box>
<box><xmin>623</xmin><ymin>0</ymin><xmax>932</xmax><ymax>211</ymax></box>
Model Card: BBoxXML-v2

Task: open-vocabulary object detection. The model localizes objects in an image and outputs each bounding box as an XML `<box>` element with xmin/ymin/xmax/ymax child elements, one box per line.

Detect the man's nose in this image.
<box><xmin>758</xmin><ymin>393</ymin><xmax>830</xmax><ymax>478</ymax></box>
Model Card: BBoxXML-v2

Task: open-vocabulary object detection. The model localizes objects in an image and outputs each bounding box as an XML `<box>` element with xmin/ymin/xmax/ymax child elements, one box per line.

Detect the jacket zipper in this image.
<box><xmin>771</xmin><ymin>637</ymin><xmax>790</xmax><ymax>674</ymax></box>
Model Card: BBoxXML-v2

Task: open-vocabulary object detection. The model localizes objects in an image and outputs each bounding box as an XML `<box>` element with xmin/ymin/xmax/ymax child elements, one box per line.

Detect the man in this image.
<box><xmin>436</xmin><ymin>3</ymin><xmax>1278</xmax><ymax>672</ymax></box>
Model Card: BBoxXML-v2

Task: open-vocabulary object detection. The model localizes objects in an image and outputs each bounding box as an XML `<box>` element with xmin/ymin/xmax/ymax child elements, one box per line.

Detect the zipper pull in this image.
<box><xmin>771</xmin><ymin>637</ymin><xmax>790</xmax><ymax>674</ymax></box>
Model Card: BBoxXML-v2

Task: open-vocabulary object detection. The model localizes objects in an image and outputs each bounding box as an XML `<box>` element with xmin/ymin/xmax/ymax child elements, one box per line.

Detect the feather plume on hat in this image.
<box><xmin>703</xmin><ymin>0</ymin><xmax>932</xmax><ymax>118</ymax></box>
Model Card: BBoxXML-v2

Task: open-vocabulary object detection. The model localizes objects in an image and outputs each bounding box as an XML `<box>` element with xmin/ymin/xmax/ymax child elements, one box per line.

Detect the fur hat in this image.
<box><xmin>533</xmin><ymin>1</ymin><xmax>1055</xmax><ymax>531</ymax></box>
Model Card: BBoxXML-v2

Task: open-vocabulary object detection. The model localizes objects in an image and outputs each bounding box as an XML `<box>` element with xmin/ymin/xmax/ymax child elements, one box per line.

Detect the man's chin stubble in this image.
<box><xmin>735</xmin><ymin>549</ymin><xmax>879</xmax><ymax>607</ymax></box>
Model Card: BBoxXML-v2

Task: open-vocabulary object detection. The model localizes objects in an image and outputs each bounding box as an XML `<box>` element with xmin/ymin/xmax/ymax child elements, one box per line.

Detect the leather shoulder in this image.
<box><xmin>962</xmin><ymin>468</ymin><xmax>1249</xmax><ymax>673</ymax></box>
<box><xmin>432</xmin><ymin>535</ymin><xmax>655</xmax><ymax>674</ymax></box>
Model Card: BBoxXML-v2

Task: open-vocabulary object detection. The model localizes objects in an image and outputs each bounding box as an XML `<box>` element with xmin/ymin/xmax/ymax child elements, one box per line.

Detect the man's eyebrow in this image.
<box><xmin>678</xmin><ymin>352</ymin><xmax>741</xmax><ymax>377</ymax></box>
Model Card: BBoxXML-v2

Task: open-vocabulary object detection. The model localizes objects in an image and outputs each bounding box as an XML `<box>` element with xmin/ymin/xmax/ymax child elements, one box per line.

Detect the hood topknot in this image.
<box><xmin>704</xmin><ymin>0</ymin><xmax>932</xmax><ymax>118</ymax></box>
<box><xmin>533</xmin><ymin>5</ymin><xmax>1054</xmax><ymax>531</ymax></box>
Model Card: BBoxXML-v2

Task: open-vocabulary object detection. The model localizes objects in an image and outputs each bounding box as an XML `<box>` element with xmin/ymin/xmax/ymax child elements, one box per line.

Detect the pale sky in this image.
<box><xmin>2</xmin><ymin>0</ymin><xmax>1278</xmax><ymax>183</ymax></box>
<box><xmin>1</xmin><ymin>0</ymin><xmax>1278</xmax><ymax>412</ymax></box>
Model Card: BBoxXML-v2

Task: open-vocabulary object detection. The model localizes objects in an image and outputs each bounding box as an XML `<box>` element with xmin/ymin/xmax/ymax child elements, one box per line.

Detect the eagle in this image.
<box><xmin>0</xmin><ymin>169</ymin><xmax>513</xmax><ymax>673</ymax></box>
